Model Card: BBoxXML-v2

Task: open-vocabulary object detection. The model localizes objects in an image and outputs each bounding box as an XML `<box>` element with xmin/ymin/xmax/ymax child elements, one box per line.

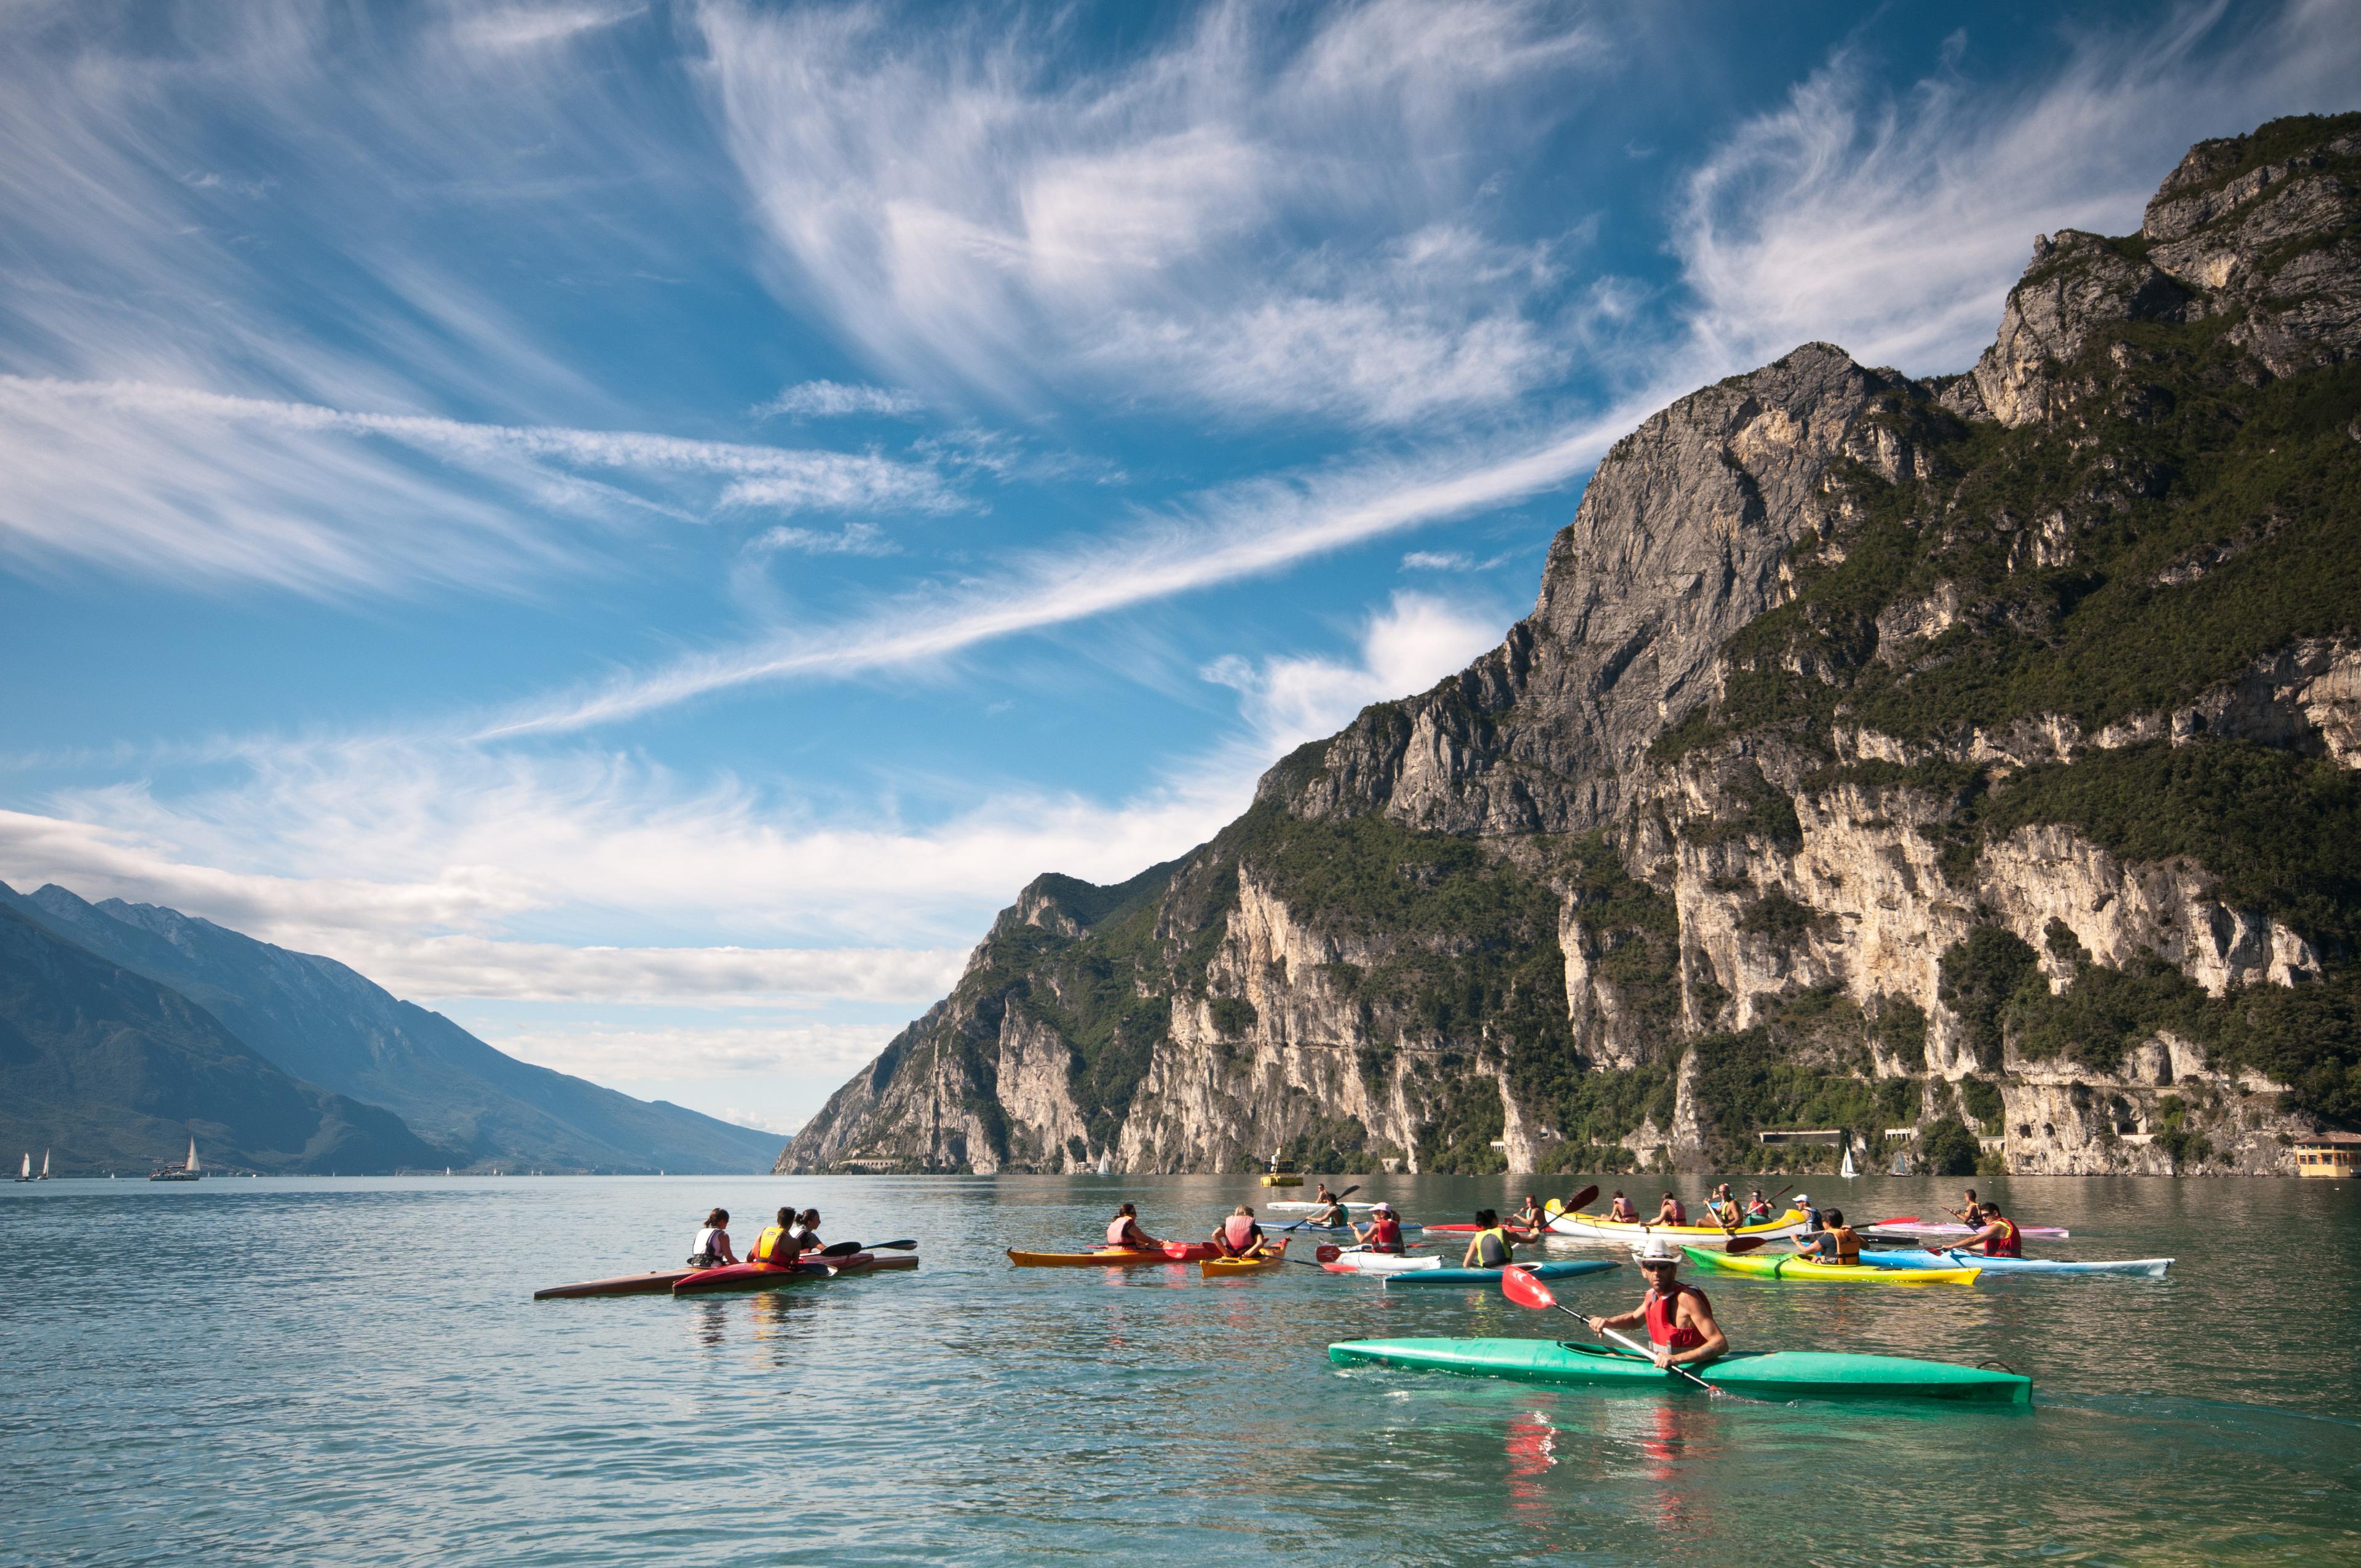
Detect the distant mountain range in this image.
<box><xmin>0</xmin><ymin>880</ymin><xmax>780</xmax><ymax>1174</ymax></box>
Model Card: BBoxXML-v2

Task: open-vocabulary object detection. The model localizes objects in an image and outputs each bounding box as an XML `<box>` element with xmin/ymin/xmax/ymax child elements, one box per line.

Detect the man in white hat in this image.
<box><xmin>1351</xmin><ymin>1202</ymin><xmax>1406</xmax><ymax>1255</ymax></box>
<box><xmin>1587</xmin><ymin>1237</ymin><xmax>1728</xmax><ymax>1371</ymax></box>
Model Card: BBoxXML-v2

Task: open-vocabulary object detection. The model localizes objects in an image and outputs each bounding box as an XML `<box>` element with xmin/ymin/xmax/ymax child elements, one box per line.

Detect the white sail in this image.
<box><xmin>17</xmin><ymin>1152</ymin><xmax>26</xmax><ymax>1180</ymax></box>
<box><xmin>186</xmin><ymin>1136</ymin><xmax>200</xmax><ymax>1173</ymax></box>
<box><xmin>41</xmin><ymin>1149</ymin><xmax>50</xmax><ymax>1178</ymax></box>
<box><xmin>1096</xmin><ymin>1153</ymin><xmax>1111</xmax><ymax>1176</ymax></box>
<box><xmin>1840</xmin><ymin>1142</ymin><xmax>1857</xmax><ymax>1179</ymax></box>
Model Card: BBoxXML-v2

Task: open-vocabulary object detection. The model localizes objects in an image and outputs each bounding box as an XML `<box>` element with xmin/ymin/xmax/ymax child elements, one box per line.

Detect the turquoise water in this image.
<box><xmin>4</xmin><ymin>1173</ymin><xmax>2358</xmax><ymax>1564</ymax></box>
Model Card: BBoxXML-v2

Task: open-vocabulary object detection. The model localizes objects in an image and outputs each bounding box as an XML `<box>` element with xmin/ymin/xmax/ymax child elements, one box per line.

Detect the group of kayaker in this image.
<box><xmin>687</xmin><ymin>1205</ymin><xmax>825</xmax><ymax>1269</ymax></box>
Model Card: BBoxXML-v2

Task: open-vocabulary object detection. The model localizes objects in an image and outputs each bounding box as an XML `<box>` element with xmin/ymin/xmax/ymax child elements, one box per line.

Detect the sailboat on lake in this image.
<box><xmin>150</xmin><ymin>1136</ymin><xmax>203</xmax><ymax>1182</ymax></box>
<box><xmin>39</xmin><ymin>1149</ymin><xmax>50</xmax><ymax>1180</ymax></box>
<box><xmin>15</xmin><ymin>1152</ymin><xmax>30</xmax><ymax>1182</ymax></box>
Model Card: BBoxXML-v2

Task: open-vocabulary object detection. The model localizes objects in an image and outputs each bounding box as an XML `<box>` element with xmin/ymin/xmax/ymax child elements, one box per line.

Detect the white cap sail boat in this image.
<box><xmin>15</xmin><ymin>1152</ymin><xmax>28</xmax><ymax>1182</ymax></box>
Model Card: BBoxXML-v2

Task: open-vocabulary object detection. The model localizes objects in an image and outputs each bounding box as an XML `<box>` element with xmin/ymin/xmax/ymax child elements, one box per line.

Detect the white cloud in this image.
<box><xmin>1676</xmin><ymin>3</ymin><xmax>2361</xmax><ymax>376</ymax></box>
<box><xmin>0</xmin><ymin>376</ymin><xmax>955</xmax><ymax>592</ymax></box>
<box><xmin>1202</xmin><ymin>591</ymin><xmax>1507</xmax><ymax>756</ymax></box>
<box><xmin>445</xmin><ymin>3</ymin><xmax>647</xmax><ymax>55</ymax></box>
<box><xmin>696</xmin><ymin>0</ymin><xmax>1604</xmax><ymax>425</ymax></box>
<box><xmin>754</xmin><ymin>381</ymin><xmax>927</xmax><ymax>419</ymax></box>
<box><xmin>484</xmin><ymin>398</ymin><xmax>1646</xmax><ymax>735</ymax></box>
<box><xmin>484</xmin><ymin>1020</ymin><xmax>894</xmax><ymax>1083</ymax></box>
<box><xmin>750</xmin><ymin>522</ymin><xmax>900</xmax><ymax>557</ymax></box>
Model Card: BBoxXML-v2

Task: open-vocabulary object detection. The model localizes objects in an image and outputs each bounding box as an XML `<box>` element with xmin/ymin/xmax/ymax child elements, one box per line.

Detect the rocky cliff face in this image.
<box><xmin>781</xmin><ymin>113</ymin><xmax>2361</xmax><ymax>1181</ymax></box>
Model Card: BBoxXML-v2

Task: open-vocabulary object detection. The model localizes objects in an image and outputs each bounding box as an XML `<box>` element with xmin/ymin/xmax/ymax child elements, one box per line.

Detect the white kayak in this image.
<box><xmin>1863</xmin><ymin>1221</ymin><xmax>2070</xmax><ymax>1238</ymax></box>
<box><xmin>1860</xmin><ymin>1249</ymin><xmax>2170</xmax><ymax>1277</ymax></box>
<box><xmin>1267</xmin><ymin>1201</ymin><xmax>1382</xmax><ymax>1212</ymax></box>
<box><xmin>1321</xmin><ymin>1253</ymin><xmax>1444</xmax><ymax>1275</ymax></box>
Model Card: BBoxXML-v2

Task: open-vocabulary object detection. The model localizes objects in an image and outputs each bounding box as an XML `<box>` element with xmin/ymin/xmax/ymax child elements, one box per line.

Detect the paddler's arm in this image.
<box><xmin>1586</xmin><ymin>1305</ymin><xmax>1647</xmax><ymax>1334</ymax></box>
<box><xmin>1461</xmin><ymin>1236</ymin><xmax>1482</xmax><ymax>1267</ymax></box>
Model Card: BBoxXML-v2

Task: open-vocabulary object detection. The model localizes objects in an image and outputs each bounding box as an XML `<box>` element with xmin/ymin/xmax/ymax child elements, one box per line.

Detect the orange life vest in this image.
<box><xmin>751</xmin><ymin>1225</ymin><xmax>799</xmax><ymax>1265</ymax></box>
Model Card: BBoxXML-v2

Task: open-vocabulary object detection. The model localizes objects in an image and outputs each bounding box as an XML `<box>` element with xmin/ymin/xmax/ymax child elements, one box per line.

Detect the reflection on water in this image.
<box><xmin>0</xmin><ymin>1171</ymin><xmax>2355</xmax><ymax>1565</ymax></box>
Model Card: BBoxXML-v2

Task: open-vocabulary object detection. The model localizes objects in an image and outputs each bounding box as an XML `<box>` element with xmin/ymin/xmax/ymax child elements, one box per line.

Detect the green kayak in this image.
<box><xmin>1327</xmin><ymin>1337</ymin><xmax>2030</xmax><ymax>1404</ymax></box>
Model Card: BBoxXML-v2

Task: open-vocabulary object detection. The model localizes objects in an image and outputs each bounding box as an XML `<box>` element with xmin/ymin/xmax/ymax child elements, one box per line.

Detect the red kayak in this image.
<box><xmin>674</xmin><ymin>1253</ymin><xmax>879</xmax><ymax>1296</ymax></box>
<box><xmin>534</xmin><ymin>1269</ymin><xmax>695</xmax><ymax>1300</ymax></box>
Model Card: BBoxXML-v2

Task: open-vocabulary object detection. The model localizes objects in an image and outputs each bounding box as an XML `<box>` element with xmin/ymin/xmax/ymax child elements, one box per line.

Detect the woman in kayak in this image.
<box><xmin>1651</xmin><ymin>1191</ymin><xmax>1687</xmax><ymax>1226</ymax></box>
<box><xmin>789</xmin><ymin>1208</ymin><xmax>823</xmax><ymax>1253</ymax></box>
<box><xmin>1211</xmin><ymin>1205</ymin><xmax>1270</xmax><ymax>1259</ymax></box>
<box><xmin>689</xmin><ymin>1207</ymin><xmax>738</xmax><ymax>1268</ymax></box>
<box><xmin>1511</xmin><ymin>1194</ymin><xmax>1547</xmax><ymax>1232</ymax></box>
<box><xmin>1588</xmin><ymin>1237</ymin><xmax>1728</xmax><ymax>1371</ymax></box>
<box><xmin>1106</xmin><ymin>1202</ymin><xmax>1161</xmax><ymax>1252</ymax></box>
<box><xmin>1307</xmin><ymin>1186</ymin><xmax>1350</xmax><ymax>1227</ymax></box>
<box><xmin>1790</xmin><ymin>1206</ymin><xmax>1861</xmax><ymax>1265</ymax></box>
<box><xmin>1743</xmin><ymin>1189</ymin><xmax>1773</xmax><ymax>1222</ymax></box>
<box><xmin>1351</xmin><ymin>1202</ymin><xmax>1406</xmax><ymax>1254</ymax></box>
<box><xmin>748</xmin><ymin>1206</ymin><xmax>804</xmax><ymax>1267</ymax></box>
<box><xmin>1462</xmin><ymin>1210</ymin><xmax>1516</xmax><ymax>1269</ymax></box>
<box><xmin>1956</xmin><ymin>1202</ymin><xmax>2022</xmax><ymax>1257</ymax></box>
<box><xmin>1608</xmin><ymin>1190</ymin><xmax>1639</xmax><ymax>1222</ymax></box>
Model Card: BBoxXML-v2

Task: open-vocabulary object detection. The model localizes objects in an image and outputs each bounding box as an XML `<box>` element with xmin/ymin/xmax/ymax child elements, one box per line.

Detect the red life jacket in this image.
<box><xmin>1107</xmin><ymin>1218</ymin><xmax>1147</xmax><ymax>1249</ymax></box>
<box><xmin>1663</xmin><ymin>1200</ymin><xmax>1687</xmax><ymax>1225</ymax></box>
<box><xmin>1220</xmin><ymin>1214</ymin><xmax>1261</xmax><ymax>1255</ymax></box>
<box><xmin>1982</xmin><ymin>1216</ymin><xmax>2022</xmax><ymax>1258</ymax></box>
<box><xmin>1644</xmin><ymin>1284</ymin><xmax>1710</xmax><ymax>1350</ymax></box>
<box><xmin>1365</xmin><ymin>1216</ymin><xmax>1403</xmax><ymax>1253</ymax></box>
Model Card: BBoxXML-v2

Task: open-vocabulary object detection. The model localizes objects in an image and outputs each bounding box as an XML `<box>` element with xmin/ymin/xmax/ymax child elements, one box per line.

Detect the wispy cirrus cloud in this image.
<box><xmin>0</xmin><ymin>375</ymin><xmax>955</xmax><ymax>593</ymax></box>
<box><xmin>754</xmin><ymin>380</ymin><xmax>927</xmax><ymax>419</ymax></box>
<box><xmin>697</xmin><ymin>0</ymin><xmax>1605</xmax><ymax>426</ymax></box>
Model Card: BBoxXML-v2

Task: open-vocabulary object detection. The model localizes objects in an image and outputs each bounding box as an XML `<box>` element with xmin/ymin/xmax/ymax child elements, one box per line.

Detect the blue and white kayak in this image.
<box><xmin>1383</xmin><ymin>1259</ymin><xmax>1619</xmax><ymax>1288</ymax></box>
<box><xmin>1277</xmin><ymin>1221</ymin><xmax>1425</xmax><ymax>1235</ymax></box>
<box><xmin>1859</xmin><ymin>1249</ymin><xmax>2171</xmax><ymax>1277</ymax></box>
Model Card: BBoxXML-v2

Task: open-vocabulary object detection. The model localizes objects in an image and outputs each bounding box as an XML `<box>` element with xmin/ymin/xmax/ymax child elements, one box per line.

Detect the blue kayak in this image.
<box><xmin>1859</xmin><ymin>1249</ymin><xmax>2171</xmax><ymax>1277</ymax></box>
<box><xmin>1383</xmin><ymin>1259</ymin><xmax>1618</xmax><ymax>1288</ymax></box>
<box><xmin>1278</xmin><ymin>1221</ymin><xmax>1426</xmax><ymax>1235</ymax></box>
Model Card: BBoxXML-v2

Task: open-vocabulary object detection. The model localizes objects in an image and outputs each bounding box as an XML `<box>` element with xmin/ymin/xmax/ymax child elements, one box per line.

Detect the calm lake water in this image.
<box><xmin>4</xmin><ymin>1172</ymin><xmax>2358</xmax><ymax>1565</ymax></box>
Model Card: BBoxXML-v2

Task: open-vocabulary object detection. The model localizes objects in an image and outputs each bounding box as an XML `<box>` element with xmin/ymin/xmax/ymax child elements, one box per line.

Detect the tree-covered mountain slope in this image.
<box><xmin>782</xmin><ymin>111</ymin><xmax>2361</xmax><ymax>1180</ymax></box>
<box><xmin>0</xmin><ymin>882</ymin><xmax>780</xmax><ymax>1173</ymax></box>
<box><xmin>0</xmin><ymin>905</ymin><xmax>448</xmax><ymax>1174</ymax></box>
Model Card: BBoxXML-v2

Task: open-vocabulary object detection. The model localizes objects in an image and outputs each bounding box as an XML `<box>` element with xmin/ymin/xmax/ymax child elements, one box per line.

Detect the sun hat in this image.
<box><xmin>1632</xmin><ymin>1237</ymin><xmax>1683</xmax><ymax>1265</ymax></box>
<box><xmin>1370</xmin><ymin>1201</ymin><xmax>1394</xmax><ymax>1213</ymax></box>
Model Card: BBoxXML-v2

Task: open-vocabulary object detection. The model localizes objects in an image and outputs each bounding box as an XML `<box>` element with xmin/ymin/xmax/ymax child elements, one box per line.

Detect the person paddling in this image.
<box><xmin>1791</xmin><ymin>1206</ymin><xmax>1861</xmax><ymax>1265</ymax></box>
<box><xmin>1945</xmin><ymin>1187</ymin><xmax>1982</xmax><ymax>1227</ymax></box>
<box><xmin>1587</xmin><ymin>1237</ymin><xmax>1728</xmax><ymax>1372</ymax></box>
<box><xmin>789</xmin><ymin>1208</ymin><xmax>824</xmax><ymax>1253</ymax></box>
<box><xmin>1651</xmin><ymin>1191</ymin><xmax>1688</xmax><ymax>1227</ymax></box>
<box><xmin>1742</xmin><ymin>1188</ymin><xmax>1773</xmax><ymax>1222</ymax></box>
<box><xmin>1608</xmin><ymin>1190</ymin><xmax>1639</xmax><ymax>1222</ymax></box>
<box><xmin>1463</xmin><ymin>1209</ymin><xmax>1516</xmax><ymax>1270</ymax></box>
<box><xmin>688</xmin><ymin>1207</ymin><xmax>738</xmax><ymax>1268</ymax></box>
<box><xmin>1307</xmin><ymin>1186</ymin><xmax>1350</xmax><ymax>1227</ymax></box>
<box><xmin>1351</xmin><ymin>1201</ymin><xmax>1406</xmax><ymax>1255</ymax></box>
<box><xmin>1955</xmin><ymin>1201</ymin><xmax>2022</xmax><ymax>1257</ymax></box>
<box><xmin>1511</xmin><ymin>1194</ymin><xmax>1546</xmax><ymax>1232</ymax></box>
<box><xmin>1211</xmin><ymin>1205</ymin><xmax>1270</xmax><ymax>1259</ymax></box>
<box><xmin>748</xmin><ymin>1206</ymin><xmax>804</xmax><ymax>1267</ymax></box>
<box><xmin>1704</xmin><ymin>1184</ymin><xmax>1741</xmax><ymax>1229</ymax></box>
<box><xmin>1105</xmin><ymin>1202</ymin><xmax>1161</xmax><ymax>1253</ymax></box>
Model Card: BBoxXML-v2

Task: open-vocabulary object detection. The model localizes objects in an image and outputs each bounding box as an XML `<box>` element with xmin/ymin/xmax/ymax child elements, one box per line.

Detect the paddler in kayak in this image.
<box><xmin>789</xmin><ymin>1208</ymin><xmax>824</xmax><ymax>1253</ymax></box>
<box><xmin>1742</xmin><ymin>1188</ymin><xmax>1773</xmax><ymax>1222</ymax></box>
<box><xmin>689</xmin><ymin>1207</ymin><xmax>738</xmax><ymax>1268</ymax></box>
<box><xmin>1945</xmin><ymin>1187</ymin><xmax>1982</xmax><ymax>1226</ymax></box>
<box><xmin>1650</xmin><ymin>1191</ymin><xmax>1687</xmax><ymax>1227</ymax></box>
<box><xmin>748</xmin><ymin>1207</ymin><xmax>806</xmax><ymax>1267</ymax></box>
<box><xmin>1461</xmin><ymin>1210</ymin><xmax>1516</xmax><ymax>1269</ymax></box>
<box><xmin>1306</xmin><ymin>1186</ymin><xmax>1350</xmax><ymax>1227</ymax></box>
<box><xmin>1607</xmin><ymin>1190</ymin><xmax>1640</xmax><ymax>1222</ymax></box>
<box><xmin>1954</xmin><ymin>1201</ymin><xmax>2023</xmax><ymax>1257</ymax></box>
<box><xmin>1587</xmin><ymin>1237</ymin><xmax>1728</xmax><ymax>1372</ymax></box>
<box><xmin>1704</xmin><ymin>1184</ymin><xmax>1742</xmax><ymax>1229</ymax></box>
<box><xmin>1511</xmin><ymin>1194</ymin><xmax>1547</xmax><ymax>1232</ymax></box>
<box><xmin>1351</xmin><ymin>1201</ymin><xmax>1406</xmax><ymax>1254</ymax></box>
<box><xmin>1211</xmin><ymin>1205</ymin><xmax>1272</xmax><ymax>1259</ymax></box>
<box><xmin>1106</xmin><ymin>1202</ymin><xmax>1163</xmax><ymax>1253</ymax></box>
<box><xmin>1789</xmin><ymin>1206</ymin><xmax>1861</xmax><ymax>1265</ymax></box>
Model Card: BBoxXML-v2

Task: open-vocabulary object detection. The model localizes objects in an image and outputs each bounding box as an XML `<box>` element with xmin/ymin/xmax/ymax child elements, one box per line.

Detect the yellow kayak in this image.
<box><xmin>1199</xmin><ymin>1241</ymin><xmax>1290</xmax><ymax>1277</ymax></box>
<box><xmin>1683</xmin><ymin>1246</ymin><xmax>1980</xmax><ymax>1285</ymax></box>
<box><xmin>1549</xmin><ymin>1207</ymin><xmax>1809</xmax><ymax>1241</ymax></box>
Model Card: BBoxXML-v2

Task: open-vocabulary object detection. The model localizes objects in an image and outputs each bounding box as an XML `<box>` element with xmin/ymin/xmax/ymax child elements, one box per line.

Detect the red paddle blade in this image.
<box><xmin>1500</xmin><ymin>1264</ymin><xmax>1556</xmax><ymax>1310</ymax></box>
<box><xmin>1725</xmin><ymin>1236</ymin><xmax>1767</xmax><ymax>1254</ymax></box>
<box><xmin>1565</xmin><ymin>1184</ymin><xmax>1599</xmax><ymax>1213</ymax></box>
<box><xmin>1878</xmin><ymin>1216</ymin><xmax>1921</xmax><ymax>1225</ymax></box>
<box><xmin>1315</xmin><ymin>1244</ymin><xmax>1342</xmax><ymax>1263</ymax></box>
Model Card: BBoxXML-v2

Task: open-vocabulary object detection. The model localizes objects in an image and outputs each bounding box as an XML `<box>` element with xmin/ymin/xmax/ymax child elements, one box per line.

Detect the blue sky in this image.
<box><xmin>4</xmin><ymin>0</ymin><xmax>2356</xmax><ymax>1135</ymax></box>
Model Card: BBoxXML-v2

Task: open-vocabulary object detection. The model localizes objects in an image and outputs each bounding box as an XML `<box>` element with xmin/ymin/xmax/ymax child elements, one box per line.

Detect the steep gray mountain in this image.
<box><xmin>781</xmin><ymin>112</ymin><xmax>2361</xmax><ymax>1182</ymax></box>
<box><xmin>0</xmin><ymin>905</ymin><xmax>445</xmax><ymax>1174</ymax></box>
<box><xmin>0</xmin><ymin>882</ymin><xmax>778</xmax><ymax>1173</ymax></box>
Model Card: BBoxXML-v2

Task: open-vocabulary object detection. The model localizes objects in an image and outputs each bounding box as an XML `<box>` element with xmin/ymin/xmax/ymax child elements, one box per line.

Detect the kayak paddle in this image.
<box><xmin>816</xmin><ymin>1239</ymin><xmax>917</xmax><ymax>1257</ymax></box>
<box><xmin>1280</xmin><ymin>1184</ymin><xmax>1364</xmax><ymax>1231</ymax></box>
<box><xmin>1499</xmin><ymin>1266</ymin><xmax>1769</xmax><ymax>1406</ymax></box>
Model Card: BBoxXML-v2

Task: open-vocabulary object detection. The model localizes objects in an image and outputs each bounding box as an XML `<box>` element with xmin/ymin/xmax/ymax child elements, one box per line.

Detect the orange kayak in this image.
<box><xmin>1199</xmin><ymin>1240</ymin><xmax>1290</xmax><ymax>1277</ymax></box>
<box><xmin>1007</xmin><ymin>1242</ymin><xmax>1222</xmax><ymax>1267</ymax></box>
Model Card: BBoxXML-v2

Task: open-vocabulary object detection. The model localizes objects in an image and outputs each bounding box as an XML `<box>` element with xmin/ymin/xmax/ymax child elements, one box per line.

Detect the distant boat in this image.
<box><xmin>1840</xmin><ymin>1142</ymin><xmax>1858</xmax><ymax>1179</ymax></box>
<box><xmin>14</xmin><ymin>1152</ymin><xmax>29</xmax><ymax>1182</ymax></box>
<box><xmin>1096</xmin><ymin>1153</ymin><xmax>1112</xmax><ymax>1176</ymax></box>
<box><xmin>150</xmin><ymin>1136</ymin><xmax>203</xmax><ymax>1182</ymax></box>
<box><xmin>40</xmin><ymin>1149</ymin><xmax>50</xmax><ymax>1180</ymax></box>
